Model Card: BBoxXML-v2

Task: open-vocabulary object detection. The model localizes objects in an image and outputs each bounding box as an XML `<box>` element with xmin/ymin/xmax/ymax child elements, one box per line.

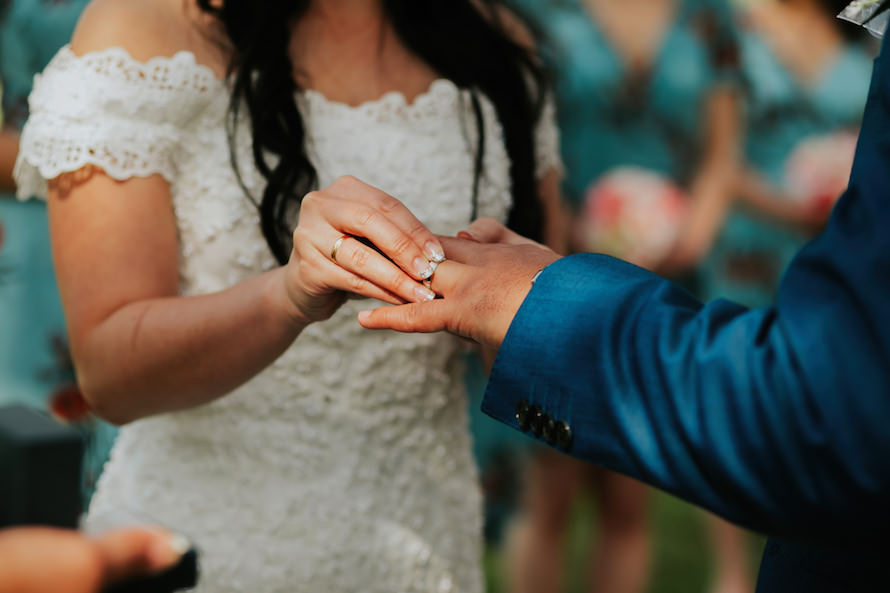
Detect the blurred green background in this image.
<box><xmin>482</xmin><ymin>490</ymin><xmax>766</xmax><ymax>593</ymax></box>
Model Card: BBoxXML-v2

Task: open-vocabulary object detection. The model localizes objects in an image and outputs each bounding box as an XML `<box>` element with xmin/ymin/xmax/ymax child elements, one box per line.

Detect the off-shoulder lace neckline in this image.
<box><xmin>56</xmin><ymin>44</ymin><xmax>461</xmax><ymax>112</ymax></box>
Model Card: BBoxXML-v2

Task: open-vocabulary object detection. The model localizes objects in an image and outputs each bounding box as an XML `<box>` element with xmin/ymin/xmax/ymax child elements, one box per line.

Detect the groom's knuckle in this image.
<box><xmin>403</xmin><ymin>305</ymin><xmax>423</xmax><ymax>327</ymax></box>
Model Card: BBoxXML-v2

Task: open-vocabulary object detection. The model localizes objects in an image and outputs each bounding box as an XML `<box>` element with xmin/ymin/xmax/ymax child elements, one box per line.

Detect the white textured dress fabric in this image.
<box><xmin>15</xmin><ymin>46</ymin><xmax>561</xmax><ymax>593</ymax></box>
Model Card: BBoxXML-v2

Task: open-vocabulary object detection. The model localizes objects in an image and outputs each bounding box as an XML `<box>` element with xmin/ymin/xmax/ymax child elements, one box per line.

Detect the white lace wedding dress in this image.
<box><xmin>15</xmin><ymin>46</ymin><xmax>560</xmax><ymax>593</ymax></box>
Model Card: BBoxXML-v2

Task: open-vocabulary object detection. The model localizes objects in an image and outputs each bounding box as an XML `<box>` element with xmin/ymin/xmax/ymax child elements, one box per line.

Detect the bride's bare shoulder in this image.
<box><xmin>71</xmin><ymin>0</ymin><xmax>219</xmax><ymax>67</ymax></box>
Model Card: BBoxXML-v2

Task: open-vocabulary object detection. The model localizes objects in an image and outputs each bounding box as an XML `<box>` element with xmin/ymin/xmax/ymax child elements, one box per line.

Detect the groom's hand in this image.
<box><xmin>358</xmin><ymin>219</ymin><xmax>560</xmax><ymax>348</ymax></box>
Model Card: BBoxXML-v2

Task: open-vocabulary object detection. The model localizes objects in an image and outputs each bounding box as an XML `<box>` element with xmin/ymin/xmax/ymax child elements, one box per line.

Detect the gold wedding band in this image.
<box><xmin>330</xmin><ymin>234</ymin><xmax>351</xmax><ymax>262</ymax></box>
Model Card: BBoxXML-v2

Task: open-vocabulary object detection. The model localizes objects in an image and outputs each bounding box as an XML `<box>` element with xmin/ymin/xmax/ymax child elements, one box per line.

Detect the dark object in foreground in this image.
<box><xmin>102</xmin><ymin>548</ymin><xmax>199</xmax><ymax>593</ymax></box>
<box><xmin>0</xmin><ymin>405</ymin><xmax>82</xmax><ymax>529</ymax></box>
<box><xmin>0</xmin><ymin>405</ymin><xmax>198</xmax><ymax>592</ymax></box>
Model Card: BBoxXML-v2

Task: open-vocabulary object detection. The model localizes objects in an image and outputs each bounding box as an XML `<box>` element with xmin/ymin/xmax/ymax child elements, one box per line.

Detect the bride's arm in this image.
<box><xmin>36</xmin><ymin>3</ymin><xmax>442</xmax><ymax>426</ymax></box>
<box><xmin>49</xmin><ymin>172</ymin><xmax>440</xmax><ymax>426</ymax></box>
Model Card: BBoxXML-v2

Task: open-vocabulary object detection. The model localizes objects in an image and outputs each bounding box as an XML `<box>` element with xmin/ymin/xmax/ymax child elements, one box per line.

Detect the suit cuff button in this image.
<box><xmin>530</xmin><ymin>405</ymin><xmax>544</xmax><ymax>437</ymax></box>
<box><xmin>542</xmin><ymin>415</ymin><xmax>558</xmax><ymax>445</ymax></box>
<box><xmin>556</xmin><ymin>420</ymin><xmax>572</xmax><ymax>450</ymax></box>
<box><xmin>515</xmin><ymin>399</ymin><xmax>532</xmax><ymax>431</ymax></box>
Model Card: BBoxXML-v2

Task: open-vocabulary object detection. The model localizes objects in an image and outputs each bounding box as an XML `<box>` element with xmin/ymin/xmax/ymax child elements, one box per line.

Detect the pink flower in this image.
<box><xmin>785</xmin><ymin>131</ymin><xmax>858</xmax><ymax>213</ymax></box>
<box><xmin>577</xmin><ymin>167</ymin><xmax>689</xmax><ymax>270</ymax></box>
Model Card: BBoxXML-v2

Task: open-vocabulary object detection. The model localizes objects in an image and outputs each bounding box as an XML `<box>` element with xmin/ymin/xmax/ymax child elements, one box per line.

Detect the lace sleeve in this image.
<box><xmin>534</xmin><ymin>92</ymin><xmax>564</xmax><ymax>180</ymax></box>
<box><xmin>14</xmin><ymin>45</ymin><xmax>221</xmax><ymax>200</ymax></box>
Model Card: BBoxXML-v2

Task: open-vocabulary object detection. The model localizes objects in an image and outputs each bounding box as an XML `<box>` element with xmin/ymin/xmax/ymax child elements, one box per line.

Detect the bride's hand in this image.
<box><xmin>283</xmin><ymin>176</ymin><xmax>444</xmax><ymax>323</ymax></box>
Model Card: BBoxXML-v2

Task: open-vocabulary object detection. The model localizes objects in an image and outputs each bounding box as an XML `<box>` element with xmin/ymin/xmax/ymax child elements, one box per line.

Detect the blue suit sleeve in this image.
<box><xmin>482</xmin><ymin>45</ymin><xmax>890</xmax><ymax>538</ymax></box>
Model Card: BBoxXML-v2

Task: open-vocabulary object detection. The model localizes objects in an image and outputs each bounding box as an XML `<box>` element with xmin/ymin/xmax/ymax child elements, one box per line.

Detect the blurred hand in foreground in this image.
<box><xmin>0</xmin><ymin>526</ymin><xmax>187</xmax><ymax>593</ymax></box>
<box><xmin>358</xmin><ymin>218</ymin><xmax>560</xmax><ymax>348</ymax></box>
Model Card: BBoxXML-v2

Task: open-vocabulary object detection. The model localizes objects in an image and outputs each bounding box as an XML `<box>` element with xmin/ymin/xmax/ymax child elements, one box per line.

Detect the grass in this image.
<box><xmin>482</xmin><ymin>490</ymin><xmax>765</xmax><ymax>593</ymax></box>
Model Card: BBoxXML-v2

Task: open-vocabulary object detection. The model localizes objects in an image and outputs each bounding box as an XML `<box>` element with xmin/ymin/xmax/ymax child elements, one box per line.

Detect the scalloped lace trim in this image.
<box><xmin>14</xmin><ymin>45</ymin><xmax>223</xmax><ymax>199</ymax></box>
<box><xmin>15</xmin><ymin>44</ymin><xmax>563</xmax><ymax>198</ymax></box>
<box><xmin>51</xmin><ymin>44</ymin><xmax>224</xmax><ymax>92</ymax></box>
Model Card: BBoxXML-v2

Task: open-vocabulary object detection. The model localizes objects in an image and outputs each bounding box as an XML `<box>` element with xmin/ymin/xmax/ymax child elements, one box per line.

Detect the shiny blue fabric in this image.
<box><xmin>483</xmin><ymin>39</ymin><xmax>890</xmax><ymax>592</ymax></box>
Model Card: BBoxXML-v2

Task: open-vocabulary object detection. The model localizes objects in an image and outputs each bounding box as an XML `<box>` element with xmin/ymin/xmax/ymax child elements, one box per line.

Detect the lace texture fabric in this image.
<box><xmin>16</xmin><ymin>45</ymin><xmax>562</xmax><ymax>593</ymax></box>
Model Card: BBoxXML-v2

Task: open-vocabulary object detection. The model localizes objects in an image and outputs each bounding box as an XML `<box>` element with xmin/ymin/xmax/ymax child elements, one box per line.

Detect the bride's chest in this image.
<box><xmin>168</xmin><ymin>82</ymin><xmax>514</xmax><ymax>294</ymax></box>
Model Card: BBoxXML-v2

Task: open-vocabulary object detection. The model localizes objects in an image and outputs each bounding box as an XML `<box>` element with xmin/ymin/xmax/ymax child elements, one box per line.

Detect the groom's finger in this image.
<box><xmin>357</xmin><ymin>300</ymin><xmax>451</xmax><ymax>334</ymax></box>
<box><xmin>437</xmin><ymin>237</ymin><xmax>488</xmax><ymax>264</ymax></box>
<box><xmin>462</xmin><ymin>218</ymin><xmax>541</xmax><ymax>247</ymax></box>
<box><xmin>461</xmin><ymin>218</ymin><xmax>509</xmax><ymax>243</ymax></box>
<box><xmin>426</xmin><ymin>260</ymin><xmax>465</xmax><ymax>296</ymax></box>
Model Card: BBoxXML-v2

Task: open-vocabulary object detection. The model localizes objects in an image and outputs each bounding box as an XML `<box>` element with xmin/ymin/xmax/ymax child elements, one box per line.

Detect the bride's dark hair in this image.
<box><xmin>196</xmin><ymin>0</ymin><xmax>548</xmax><ymax>264</ymax></box>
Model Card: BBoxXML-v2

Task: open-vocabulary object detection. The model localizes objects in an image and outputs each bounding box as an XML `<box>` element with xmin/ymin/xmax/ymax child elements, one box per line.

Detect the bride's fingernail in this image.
<box><xmin>415</xmin><ymin>286</ymin><xmax>436</xmax><ymax>302</ymax></box>
<box><xmin>425</xmin><ymin>242</ymin><xmax>446</xmax><ymax>263</ymax></box>
<box><xmin>415</xmin><ymin>257</ymin><xmax>434</xmax><ymax>279</ymax></box>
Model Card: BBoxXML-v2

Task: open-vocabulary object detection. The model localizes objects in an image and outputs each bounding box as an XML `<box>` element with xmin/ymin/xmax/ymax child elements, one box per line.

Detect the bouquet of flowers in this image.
<box><xmin>784</xmin><ymin>131</ymin><xmax>858</xmax><ymax>218</ymax></box>
<box><xmin>575</xmin><ymin>167</ymin><xmax>688</xmax><ymax>270</ymax></box>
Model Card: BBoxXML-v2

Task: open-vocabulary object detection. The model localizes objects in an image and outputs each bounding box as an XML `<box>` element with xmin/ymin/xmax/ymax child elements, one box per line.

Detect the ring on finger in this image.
<box><xmin>330</xmin><ymin>234</ymin><xmax>352</xmax><ymax>262</ymax></box>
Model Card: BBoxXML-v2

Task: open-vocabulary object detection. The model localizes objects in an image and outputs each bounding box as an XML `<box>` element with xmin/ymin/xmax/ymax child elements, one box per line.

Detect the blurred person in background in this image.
<box><xmin>0</xmin><ymin>0</ymin><xmax>115</xmax><ymax>505</ymax></box>
<box><xmin>468</xmin><ymin>1</ymin><xmax>742</xmax><ymax>592</ymax></box>
<box><xmin>697</xmin><ymin>2</ymin><xmax>873</xmax><ymax>591</ymax></box>
<box><xmin>703</xmin><ymin>0</ymin><xmax>872</xmax><ymax>307</ymax></box>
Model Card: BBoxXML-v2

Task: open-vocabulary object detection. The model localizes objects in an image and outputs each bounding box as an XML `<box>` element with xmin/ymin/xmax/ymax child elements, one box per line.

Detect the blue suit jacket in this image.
<box><xmin>483</xmin><ymin>35</ymin><xmax>890</xmax><ymax>593</ymax></box>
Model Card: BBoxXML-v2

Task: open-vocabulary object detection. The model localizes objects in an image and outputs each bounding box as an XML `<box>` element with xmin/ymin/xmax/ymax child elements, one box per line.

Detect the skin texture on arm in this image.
<box><xmin>0</xmin><ymin>527</ymin><xmax>184</xmax><ymax>593</ymax></box>
<box><xmin>49</xmin><ymin>170</ymin><xmax>311</xmax><ymax>424</ymax></box>
<box><xmin>52</xmin><ymin>168</ymin><xmax>439</xmax><ymax>424</ymax></box>
<box><xmin>657</xmin><ymin>89</ymin><xmax>740</xmax><ymax>275</ymax></box>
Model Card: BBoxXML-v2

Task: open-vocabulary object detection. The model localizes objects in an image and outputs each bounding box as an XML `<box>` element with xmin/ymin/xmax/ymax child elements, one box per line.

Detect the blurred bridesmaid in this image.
<box><xmin>701</xmin><ymin>0</ymin><xmax>873</xmax><ymax>307</ymax></box>
<box><xmin>0</xmin><ymin>0</ymin><xmax>115</xmax><ymax>502</ymax></box>
<box><xmin>484</xmin><ymin>1</ymin><xmax>743</xmax><ymax>592</ymax></box>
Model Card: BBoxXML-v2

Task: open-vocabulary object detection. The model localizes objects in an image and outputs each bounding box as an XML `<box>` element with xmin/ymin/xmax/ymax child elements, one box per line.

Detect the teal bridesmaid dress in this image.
<box><xmin>0</xmin><ymin>0</ymin><xmax>115</xmax><ymax>503</ymax></box>
<box><xmin>700</xmin><ymin>31</ymin><xmax>873</xmax><ymax>306</ymax></box>
<box><xmin>512</xmin><ymin>0</ymin><xmax>741</xmax><ymax>205</ymax></box>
